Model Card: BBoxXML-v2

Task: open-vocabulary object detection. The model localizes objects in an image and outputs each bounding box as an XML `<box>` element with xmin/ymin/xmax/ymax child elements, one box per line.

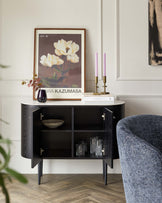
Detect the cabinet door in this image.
<box><xmin>32</xmin><ymin>108</ymin><xmax>42</xmax><ymax>168</ymax></box>
<box><xmin>103</xmin><ymin>108</ymin><xmax>113</xmax><ymax>168</ymax></box>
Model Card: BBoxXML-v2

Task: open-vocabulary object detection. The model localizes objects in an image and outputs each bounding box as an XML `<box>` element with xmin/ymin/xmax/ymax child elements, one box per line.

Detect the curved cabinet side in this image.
<box><xmin>110</xmin><ymin>104</ymin><xmax>125</xmax><ymax>159</ymax></box>
<box><xmin>21</xmin><ymin>104</ymin><xmax>39</xmax><ymax>158</ymax></box>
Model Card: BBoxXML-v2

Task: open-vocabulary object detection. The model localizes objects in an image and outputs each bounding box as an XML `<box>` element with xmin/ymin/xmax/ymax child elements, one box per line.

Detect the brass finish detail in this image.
<box><xmin>101</xmin><ymin>76</ymin><xmax>109</xmax><ymax>95</ymax></box>
<box><xmin>40</xmin><ymin>148</ymin><xmax>44</xmax><ymax>155</ymax></box>
<box><xmin>93</xmin><ymin>76</ymin><xmax>99</xmax><ymax>94</ymax></box>
<box><xmin>102</xmin><ymin>113</ymin><xmax>105</xmax><ymax>121</ymax></box>
<box><xmin>93</xmin><ymin>76</ymin><xmax>110</xmax><ymax>95</ymax></box>
<box><xmin>40</xmin><ymin>113</ymin><xmax>44</xmax><ymax>120</ymax></box>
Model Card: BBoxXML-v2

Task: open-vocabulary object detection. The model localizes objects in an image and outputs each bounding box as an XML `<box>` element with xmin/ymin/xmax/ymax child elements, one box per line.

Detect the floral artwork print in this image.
<box><xmin>38</xmin><ymin>34</ymin><xmax>81</xmax><ymax>88</ymax></box>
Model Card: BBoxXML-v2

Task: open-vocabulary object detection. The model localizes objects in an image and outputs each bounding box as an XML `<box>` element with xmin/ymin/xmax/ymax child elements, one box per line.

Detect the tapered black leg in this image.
<box><xmin>103</xmin><ymin>160</ymin><xmax>105</xmax><ymax>179</ymax></box>
<box><xmin>104</xmin><ymin>161</ymin><xmax>107</xmax><ymax>185</ymax></box>
<box><xmin>38</xmin><ymin>159</ymin><xmax>43</xmax><ymax>185</ymax></box>
<box><xmin>40</xmin><ymin>159</ymin><xmax>43</xmax><ymax>177</ymax></box>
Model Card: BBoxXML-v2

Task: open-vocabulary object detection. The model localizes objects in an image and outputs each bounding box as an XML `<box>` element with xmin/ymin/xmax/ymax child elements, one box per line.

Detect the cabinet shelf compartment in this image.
<box><xmin>74</xmin><ymin>132</ymin><xmax>105</xmax><ymax>158</ymax></box>
<box><xmin>42</xmin><ymin>149</ymin><xmax>71</xmax><ymax>158</ymax></box>
<box><xmin>74</xmin><ymin>107</ymin><xmax>104</xmax><ymax>131</ymax></box>
<box><xmin>40</xmin><ymin>132</ymin><xmax>72</xmax><ymax>158</ymax></box>
<box><xmin>41</xmin><ymin>128</ymin><xmax>72</xmax><ymax>132</ymax></box>
<box><xmin>41</xmin><ymin>107</ymin><xmax>72</xmax><ymax>130</ymax></box>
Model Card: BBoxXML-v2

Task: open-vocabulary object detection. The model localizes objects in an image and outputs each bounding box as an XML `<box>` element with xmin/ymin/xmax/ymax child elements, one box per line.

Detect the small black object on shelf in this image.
<box><xmin>37</xmin><ymin>89</ymin><xmax>47</xmax><ymax>103</ymax></box>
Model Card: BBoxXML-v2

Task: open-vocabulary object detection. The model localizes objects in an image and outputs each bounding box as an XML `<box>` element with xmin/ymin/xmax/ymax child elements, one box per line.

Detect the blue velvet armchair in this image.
<box><xmin>117</xmin><ymin>115</ymin><xmax>162</xmax><ymax>203</ymax></box>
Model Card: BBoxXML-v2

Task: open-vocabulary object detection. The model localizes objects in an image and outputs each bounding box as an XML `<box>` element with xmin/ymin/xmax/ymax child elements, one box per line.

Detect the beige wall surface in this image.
<box><xmin>0</xmin><ymin>0</ymin><xmax>162</xmax><ymax>174</ymax></box>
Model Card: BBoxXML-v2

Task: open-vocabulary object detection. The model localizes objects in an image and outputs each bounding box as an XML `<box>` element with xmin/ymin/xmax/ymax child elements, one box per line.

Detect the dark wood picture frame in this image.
<box><xmin>33</xmin><ymin>28</ymin><xmax>86</xmax><ymax>100</ymax></box>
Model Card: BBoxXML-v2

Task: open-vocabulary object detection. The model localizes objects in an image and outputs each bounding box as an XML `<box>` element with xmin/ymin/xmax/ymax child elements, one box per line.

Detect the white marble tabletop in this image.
<box><xmin>21</xmin><ymin>99</ymin><xmax>125</xmax><ymax>106</ymax></box>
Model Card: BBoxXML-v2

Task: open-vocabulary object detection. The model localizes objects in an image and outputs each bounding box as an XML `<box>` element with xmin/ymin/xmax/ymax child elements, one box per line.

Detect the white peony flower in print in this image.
<box><xmin>54</xmin><ymin>39</ymin><xmax>71</xmax><ymax>56</ymax></box>
<box><xmin>68</xmin><ymin>41</ymin><xmax>79</xmax><ymax>55</ymax></box>
<box><xmin>67</xmin><ymin>54</ymin><xmax>79</xmax><ymax>63</ymax></box>
<box><xmin>40</xmin><ymin>53</ymin><xmax>64</xmax><ymax>67</ymax></box>
<box><xmin>54</xmin><ymin>39</ymin><xmax>79</xmax><ymax>63</ymax></box>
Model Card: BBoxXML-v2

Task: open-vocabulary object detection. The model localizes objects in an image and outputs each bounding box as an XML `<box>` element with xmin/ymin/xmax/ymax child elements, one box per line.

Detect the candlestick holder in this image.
<box><xmin>101</xmin><ymin>76</ymin><xmax>109</xmax><ymax>94</ymax></box>
<box><xmin>93</xmin><ymin>76</ymin><xmax>100</xmax><ymax>95</ymax></box>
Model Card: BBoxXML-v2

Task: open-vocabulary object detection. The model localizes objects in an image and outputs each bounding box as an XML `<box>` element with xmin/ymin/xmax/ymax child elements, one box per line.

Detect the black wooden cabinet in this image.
<box><xmin>21</xmin><ymin>101</ymin><xmax>125</xmax><ymax>184</ymax></box>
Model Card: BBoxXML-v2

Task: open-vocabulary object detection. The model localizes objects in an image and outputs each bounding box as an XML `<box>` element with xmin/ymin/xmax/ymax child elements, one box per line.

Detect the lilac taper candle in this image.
<box><xmin>95</xmin><ymin>52</ymin><xmax>98</xmax><ymax>77</ymax></box>
<box><xmin>103</xmin><ymin>53</ymin><xmax>106</xmax><ymax>76</ymax></box>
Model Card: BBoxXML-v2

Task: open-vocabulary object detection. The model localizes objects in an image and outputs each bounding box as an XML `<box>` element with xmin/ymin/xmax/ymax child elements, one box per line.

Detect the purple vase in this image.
<box><xmin>37</xmin><ymin>89</ymin><xmax>47</xmax><ymax>103</ymax></box>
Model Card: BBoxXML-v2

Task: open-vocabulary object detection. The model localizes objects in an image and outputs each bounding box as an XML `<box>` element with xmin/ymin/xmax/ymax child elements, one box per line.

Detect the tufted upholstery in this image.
<box><xmin>117</xmin><ymin>115</ymin><xmax>162</xmax><ymax>203</ymax></box>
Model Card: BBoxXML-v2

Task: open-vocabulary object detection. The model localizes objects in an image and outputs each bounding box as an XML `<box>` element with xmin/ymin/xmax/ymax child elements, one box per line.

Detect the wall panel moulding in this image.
<box><xmin>115</xmin><ymin>0</ymin><xmax>162</xmax><ymax>81</ymax></box>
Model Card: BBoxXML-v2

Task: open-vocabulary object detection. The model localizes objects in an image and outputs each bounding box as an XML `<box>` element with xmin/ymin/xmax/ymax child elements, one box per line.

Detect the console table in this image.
<box><xmin>21</xmin><ymin>100</ymin><xmax>125</xmax><ymax>185</ymax></box>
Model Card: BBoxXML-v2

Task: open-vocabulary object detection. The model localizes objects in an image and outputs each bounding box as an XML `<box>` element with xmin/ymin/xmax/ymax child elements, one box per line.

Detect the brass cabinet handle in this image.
<box><xmin>102</xmin><ymin>113</ymin><xmax>105</xmax><ymax>120</ymax></box>
<box><xmin>40</xmin><ymin>148</ymin><xmax>44</xmax><ymax>155</ymax></box>
<box><xmin>40</xmin><ymin>113</ymin><xmax>44</xmax><ymax>120</ymax></box>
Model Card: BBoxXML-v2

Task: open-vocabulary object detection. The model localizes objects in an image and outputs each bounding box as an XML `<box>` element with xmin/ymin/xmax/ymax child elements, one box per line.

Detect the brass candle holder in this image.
<box><xmin>101</xmin><ymin>76</ymin><xmax>109</xmax><ymax>95</ymax></box>
<box><xmin>93</xmin><ymin>76</ymin><xmax>100</xmax><ymax>95</ymax></box>
<box><xmin>93</xmin><ymin>76</ymin><xmax>109</xmax><ymax>95</ymax></box>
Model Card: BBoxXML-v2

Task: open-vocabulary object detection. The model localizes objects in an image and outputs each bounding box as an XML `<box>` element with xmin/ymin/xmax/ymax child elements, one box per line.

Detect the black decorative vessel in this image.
<box><xmin>37</xmin><ymin>89</ymin><xmax>47</xmax><ymax>103</ymax></box>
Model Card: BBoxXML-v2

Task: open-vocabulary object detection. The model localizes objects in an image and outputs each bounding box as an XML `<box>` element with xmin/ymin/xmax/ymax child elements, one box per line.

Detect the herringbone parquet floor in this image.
<box><xmin>0</xmin><ymin>174</ymin><xmax>126</xmax><ymax>203</ymax></box>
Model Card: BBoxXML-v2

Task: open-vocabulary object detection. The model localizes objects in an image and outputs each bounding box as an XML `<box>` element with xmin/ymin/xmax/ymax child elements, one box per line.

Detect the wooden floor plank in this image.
<box><xmin>0</xmin><ymin>174</ymin><xmax>126</xmax><ymax>203</ymax></box>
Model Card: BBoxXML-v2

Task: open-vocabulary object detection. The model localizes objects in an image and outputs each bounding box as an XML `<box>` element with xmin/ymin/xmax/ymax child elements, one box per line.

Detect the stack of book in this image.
<box><xmin>82</xmin><ymin>92</ymin><xmax>115</xmax><ymax>102</ymax></box>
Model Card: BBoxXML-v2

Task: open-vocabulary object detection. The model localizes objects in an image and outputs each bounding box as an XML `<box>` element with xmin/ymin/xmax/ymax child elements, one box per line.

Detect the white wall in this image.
<box><xmin>0</xmin><ymin>0</ymin><xmax>162</xmax><ymax>174</ymax></box>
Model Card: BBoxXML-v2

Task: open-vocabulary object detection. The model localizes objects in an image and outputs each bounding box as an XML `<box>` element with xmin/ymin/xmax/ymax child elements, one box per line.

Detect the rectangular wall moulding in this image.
<box><xmin>116</xmin><ymin>0</ymin><xmax>162</xmax><ymax>81</ymax></box>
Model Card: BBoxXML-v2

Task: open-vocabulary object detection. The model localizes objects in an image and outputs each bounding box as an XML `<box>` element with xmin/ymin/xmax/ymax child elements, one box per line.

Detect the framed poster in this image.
<box><xmin>149</xmin><ymin>0</ymin><xmax>162</xmax><ymax>65</ymax></box>
<box><xmin>33</xmin><ymin>28</ymin><xmax>86</xmax><ymax>100</ymax></box>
